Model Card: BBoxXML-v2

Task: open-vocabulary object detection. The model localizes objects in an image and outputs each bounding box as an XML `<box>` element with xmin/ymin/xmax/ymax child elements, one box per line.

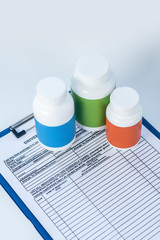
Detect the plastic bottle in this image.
<box><xmin>71</xmin><ymin>54</ymin><xmax>116</xmax><ymax>131</ymax></box>
<box><xmin>33</xmin><ymin>77</ymin><xmax>75</xmax><ymax>151</ymax></box>
<box><xmin>106</xmin><ymin>87</ymin><xmax>142</xmax><ymax>149</ymax></box>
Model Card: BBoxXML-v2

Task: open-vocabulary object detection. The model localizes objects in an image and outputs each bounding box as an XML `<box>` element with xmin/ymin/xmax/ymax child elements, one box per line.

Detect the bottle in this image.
<box><xmin>71</xmin><ymin>54</ymin><xmax>116</xmax><ymax>131</ymax></box>
<box><xmin>106</xmin><ymin>87</ymin><xmax>142</xmax><ymax>149</ymax></box>
<box><xmin>33</xmin><ymin>77</ymin><xmax>75</xmax><ymax>151</ymax></box>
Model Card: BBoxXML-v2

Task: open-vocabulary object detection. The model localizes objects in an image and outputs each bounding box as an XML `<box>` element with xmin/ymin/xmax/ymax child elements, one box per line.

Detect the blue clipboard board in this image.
<box><xmin>0</xmin><ymin>116</ymin><xmax>160</xmax><ymax>240</ymax></box>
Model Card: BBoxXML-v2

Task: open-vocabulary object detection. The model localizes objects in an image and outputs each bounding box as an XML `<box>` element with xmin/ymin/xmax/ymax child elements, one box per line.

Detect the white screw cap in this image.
<box><xmin>110</xmin><ymin>87</ymin><xmax>140</xmax><ymax>113</ymax></box>
<box><xmin>37</xmin><ymin>77</ymin><xmax>67</xmax><ymax>106</ymax></box>
<box><xmin>75</xmin><ymin>54</ymin><xmax>110</xmax><ymax>85</ymax></box>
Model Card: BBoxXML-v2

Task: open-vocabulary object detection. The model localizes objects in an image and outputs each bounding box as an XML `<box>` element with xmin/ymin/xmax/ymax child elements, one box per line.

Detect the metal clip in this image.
<box><xmin>10</xmin><ymin>114</ymin><xmax>34</xmax><ymax>138</ymax></box>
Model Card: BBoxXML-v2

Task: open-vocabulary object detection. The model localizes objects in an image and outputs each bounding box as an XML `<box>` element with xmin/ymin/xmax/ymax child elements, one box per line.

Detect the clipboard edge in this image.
<box><xmin>0</xmin><ymin>174</ymin><xmax>53</xmax><ymax>240</ymax></box>
<box><xmin>142</xmin><ymin>117</ymin><xmax>160</xmax><ymax>140</ymax></box>
<box><xmin>0</xmin><ymin>127</ymin><xmax>11</xmax><ymax>138</ymax></box>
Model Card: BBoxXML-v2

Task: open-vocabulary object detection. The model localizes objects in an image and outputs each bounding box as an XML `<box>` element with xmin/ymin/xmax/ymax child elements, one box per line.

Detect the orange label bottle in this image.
<box><xmin>106</xmin><ymin>87</ymin><xmax>142</xmax><ymax>149</ymax></box>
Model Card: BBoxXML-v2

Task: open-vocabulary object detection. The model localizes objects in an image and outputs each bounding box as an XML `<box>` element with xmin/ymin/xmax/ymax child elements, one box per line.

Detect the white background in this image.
<box><xmin>0</xmin><ymin>0</ymin><xmax>160</xmax><ymax>239</ymax></box>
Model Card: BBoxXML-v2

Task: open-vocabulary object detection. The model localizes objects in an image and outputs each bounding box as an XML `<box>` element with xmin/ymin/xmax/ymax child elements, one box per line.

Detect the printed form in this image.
<box><xmin>0</xmin><ymin>119</ymin><xmax>160</xmax><ymax>240</ymax></box>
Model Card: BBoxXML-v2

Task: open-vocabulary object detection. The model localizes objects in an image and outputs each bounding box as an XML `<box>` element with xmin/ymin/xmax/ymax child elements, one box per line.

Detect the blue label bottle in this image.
<box><xmin>33</xmin><ymin>77</ymin><xmax>76</xmax><ymax>151</ymax></box>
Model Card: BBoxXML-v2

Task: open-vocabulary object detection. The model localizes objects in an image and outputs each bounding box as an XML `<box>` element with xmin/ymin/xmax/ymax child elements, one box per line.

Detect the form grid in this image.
<box><xmin>4</xmin><ymin>127</ymin><xmax>160</xmax><ymax>240</ymax></box>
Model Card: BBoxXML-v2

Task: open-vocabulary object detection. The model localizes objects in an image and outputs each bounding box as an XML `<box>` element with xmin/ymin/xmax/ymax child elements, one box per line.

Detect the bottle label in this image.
<box><xmin>34</xmin><ymin>114</ymin><xmax>75</xmax><ymax>148</ymax></box>
<box><xmin>106</xmin><ymin>118</ymin><xmax>142</xmax><ymax>148</ymax></box>
<box><xmin>71</xmin><ymin>89</ymin><xmax>110</xmax><ymax>128</ymax></box>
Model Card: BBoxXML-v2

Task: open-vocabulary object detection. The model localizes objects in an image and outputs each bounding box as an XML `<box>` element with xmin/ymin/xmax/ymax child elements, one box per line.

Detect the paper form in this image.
<box><xmin>0</xmin><ymin>119</ymin><xmax>160</xmax><ymax>240</ymax></box>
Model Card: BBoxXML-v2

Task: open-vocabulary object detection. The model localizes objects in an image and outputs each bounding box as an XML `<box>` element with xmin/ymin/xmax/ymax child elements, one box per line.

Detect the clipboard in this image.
<box><xmin>0</xmin><ymin>114</ymin><xmax>160</xmax><ymax>240</ymax></box>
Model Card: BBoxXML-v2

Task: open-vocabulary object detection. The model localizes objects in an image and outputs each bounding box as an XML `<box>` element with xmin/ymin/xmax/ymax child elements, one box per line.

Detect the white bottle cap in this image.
<box><xmin>75</xmin><ymin>54</ymin><xmax>110</xmax><ymax>85</ymax></box>
<box><xmin>37</xmin><ymin>77</ymin><xmax>67</xmax><ymax>106</ymax></box>
<box><xmin>110</xmin><ymin>87</ymin><xmax>139</xmax><ymax>114</ymax></box>
<box><xmin>106</xmin><ymin>87</ymin><xmax>142</xmax><ymax>127</ymax></box>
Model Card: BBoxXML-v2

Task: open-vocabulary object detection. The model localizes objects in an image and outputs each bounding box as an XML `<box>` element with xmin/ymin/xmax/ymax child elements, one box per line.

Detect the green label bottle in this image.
<box><xmin>71</xmin><ymin>54</ymin><xmax>116</xmax><ymax>131</ymax></box>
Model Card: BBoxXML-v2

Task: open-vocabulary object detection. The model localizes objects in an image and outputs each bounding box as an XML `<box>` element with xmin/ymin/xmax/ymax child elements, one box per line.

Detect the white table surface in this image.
<box><xmin>0</xmin><ymin>0</ymin><xmax>160</xmax><ymax>239</ymax></box>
